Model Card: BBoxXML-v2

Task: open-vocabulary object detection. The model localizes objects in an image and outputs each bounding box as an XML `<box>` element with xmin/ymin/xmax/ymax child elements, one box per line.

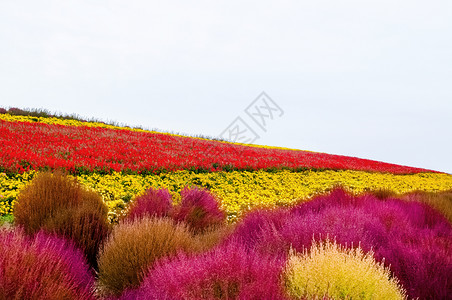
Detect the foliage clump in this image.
<box><xmin>13</xmin><ymin>171</ymin><xmax>110</xmax><ymax>268</ymax></box>
<box><xmin>124</xmin><ymin>186</ymin><xmax>227</xmax><ymax>234</ymax></box>
<box><xmin>284</xmin><ymin>239</ymin><xmax>406</xmax><ymax>300</ymax></box>
<box><xmin>0</xmin><ymin>228</ymin><xmax>95</xmax><ymax>299</ymax></box>
<box><xmin>173</xmin><ymin>186</ymin><xmax>226</xmax><ymax>233</ymax></box>
<box><xmin>97</xmin><ymin>217</ymin><xmax>197</xmax><ymax>297</ymax></box>
<box><xmin>123</xmin><ymin>187</ymin><xmax>172</xmax><ymax>221</ymax></box>
<box><xmin>136</xmin><ymin>242</ymin><xmax>286</xmax><ymax>299</ymax></box>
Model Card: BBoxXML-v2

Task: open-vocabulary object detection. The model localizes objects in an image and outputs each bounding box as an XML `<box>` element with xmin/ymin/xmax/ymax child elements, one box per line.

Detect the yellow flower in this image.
<box><xmin>2</xmin><ymin>169</ymin><xmax>452</xmax><ymax>222</ymax></box>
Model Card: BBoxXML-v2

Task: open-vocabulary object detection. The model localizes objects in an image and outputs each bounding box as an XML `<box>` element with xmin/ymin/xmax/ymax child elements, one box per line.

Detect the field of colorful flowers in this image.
<box><xmin>1</xmin><ymin>110</ymin><xmax>452</xmax><ymax>299</ymax></box>
<box><xmin>2</xmin><ymin>169</ymin><xmax>452</xmax><ymax>221</ymax></box>
<box><xmin>0</xmin><ymin>114</ymin><xmax>436</xmax><ymax>174</ymax></box>
<box><xmin>1</xmin><ymin>112</ymin><xmax>452</xmax><ymax>221</ymax></box>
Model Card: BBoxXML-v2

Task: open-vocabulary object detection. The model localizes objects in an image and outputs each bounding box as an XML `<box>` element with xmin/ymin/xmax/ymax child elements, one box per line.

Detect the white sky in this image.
<box><xmin>1</xmin><ymin>1</ymin><xmax>451</xmax><ymax>173</ymax></box>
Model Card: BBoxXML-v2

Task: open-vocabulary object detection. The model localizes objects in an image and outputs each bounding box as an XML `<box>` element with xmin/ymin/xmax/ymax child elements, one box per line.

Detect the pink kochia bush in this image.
<box><xmin>0</xmin><ymin>228</ymin><xmax>95</xmax><ymax>299</ymax></box>
<box><xmin>127</xmin><ymin>241</ymin><xmax>286</xmax><ymax>300</ymax></box>
<box><xmin>228</xmin><ymin>189</ymin><xmax>452</xmax><ymax>300</ymax></box>
<box><xmin>173</xmin><ymin>186</ymin><xmax>226</xmax><ymax>233</ymax></box>
<box><xmin>124</xmin><ymin>187</ymin><xmax>173</xmax><ymax>221</ymax></box>
<box><xmin>125</xmin><ymin>186</ymin><xmax>226</xmax><ymax>234</ymax></box>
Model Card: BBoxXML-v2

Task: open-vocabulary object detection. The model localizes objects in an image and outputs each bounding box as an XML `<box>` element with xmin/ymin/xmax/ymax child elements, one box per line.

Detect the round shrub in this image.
<box><xmin>173</xmin><ymin>186</ymin><xmax>226</xmax><ymax>233</ymax></box>
<box><xmin>42</xmin><ymin>196</ymin><xmax>111</xmax><ymax>268</ymax></box>
<box><xmin>124</xmin><ymin>187</ymin><xmax>173</xmax><ymax>221</ymax></box>
<box><xmin>0</xmin><ymin>228</ymin><xmax>95</xmax><ymax>299</ymax></box>
<box><xmin>14</xmin><ymin>171</ymin><xmax>110</xmax><ymax>269</ymax></box>
<box><xmin>14</xmin><ymin>171</ymin><xmax>81</xmax><ymax>234</ymax></box>
<box><xmin>137</xmin><ymin>241</ymin><xmax>287</xmax><ymax>299</ymax></box>
<box><xmin>284</xmin><ymin>239</ymin><xmax>406</xmax><ymax>300</ymax></box>
<box><xmin>97</xmin><ymin>217</ymin><xmax>197</xmax><ymax>297</ymax></box>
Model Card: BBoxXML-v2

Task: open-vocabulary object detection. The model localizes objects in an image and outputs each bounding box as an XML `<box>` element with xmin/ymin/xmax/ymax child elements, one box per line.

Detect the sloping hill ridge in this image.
<box><xmin>0</xmin><ymin>114</ymin><xmax>438</xmax><ymax>174</ymax></box>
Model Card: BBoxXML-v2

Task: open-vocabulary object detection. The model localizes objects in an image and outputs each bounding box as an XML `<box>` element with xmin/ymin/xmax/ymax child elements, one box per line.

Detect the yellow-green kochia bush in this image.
<box><xmin>284</xmin><ymin>239</ymin><xmax>407</xmax><ymax>300</ymax></box>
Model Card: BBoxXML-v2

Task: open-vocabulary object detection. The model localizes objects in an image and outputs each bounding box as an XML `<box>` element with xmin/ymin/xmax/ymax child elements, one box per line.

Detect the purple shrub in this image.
<box><xmin>136</xmin><ymin>241</ymin><xmax>287</xmax><ymax>300</ymax></box>
<box><xmin>227</xmin><ymin>188</ymin><xmax>452</xmax><ymax>299</ymax></box>
<box><xmin>173</xmin><ymin>186</ymin><xmax>226</xmax><ymax>233</ymax></box>
<box><xmin>226</xmin><ymin>208</ymin><xmax>290</xmax><ymax>250</ymax></box>
<box><xmin>290</xmin><ymin>188</ymin><xmax>358</xmax><ymax>216</ymax></box>
<box><xmin>0</xmin><ymin>228</ymin><xmax>95</xmax><ymax>299</ymax></box>
<box><xmin>377</xmin><ymin>196</ymin><xmax>452</xmax><ymax>231</ymax></box>
<box><xmin>124</xmin><ymin>187</ymin><xmax>173</xmax><ymax>221</ymax></box>
<box><xmin>368</xmin><ymin>198</ymin><xmax>452</xmax><ymax>299</ymax></box>
<box><xmin>376</xmin><ymin>233</ymin><xmax>452</xmax><ymax>299</ymax></box>
<box><xmin>246</xmin><ymin>206</ymin><xmax>387</xmax><ymax>258</ymax></box>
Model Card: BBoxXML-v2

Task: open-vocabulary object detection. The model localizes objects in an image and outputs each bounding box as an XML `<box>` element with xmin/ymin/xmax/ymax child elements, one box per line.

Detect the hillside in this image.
<box><xmin>0</xmin><ymin>113</ymin><xmax>437</xmax><ymax>174</ymax></box>
<box><xmin>1</xmin><ymin>110</ymin><xmax>452</xmax><ymax>299</ymax></box>
<box><xmin>1</xmin><ymin>111</ymin><xmax>452</xmax><ymax>221</ymax></box>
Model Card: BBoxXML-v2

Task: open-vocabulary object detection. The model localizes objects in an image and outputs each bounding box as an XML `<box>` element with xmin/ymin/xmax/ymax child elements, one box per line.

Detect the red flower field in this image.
<box><xmin>0</xmin><ymin>119</ymin><xmax>435</xmax><ymax>174</ymax></box>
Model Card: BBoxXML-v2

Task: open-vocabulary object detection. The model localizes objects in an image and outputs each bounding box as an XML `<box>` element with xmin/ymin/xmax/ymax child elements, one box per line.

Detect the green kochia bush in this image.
<box><xmin>13</xmin><ymin>171</ymin><xmax>110</xmax><ymax>269</ymax></box>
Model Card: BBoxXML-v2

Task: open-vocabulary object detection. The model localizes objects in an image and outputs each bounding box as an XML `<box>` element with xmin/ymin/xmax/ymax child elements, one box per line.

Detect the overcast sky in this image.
<box><xmin>1</xmin><ymin>1</ymin><xmax>451</xmax><ymax>173</ymax></box>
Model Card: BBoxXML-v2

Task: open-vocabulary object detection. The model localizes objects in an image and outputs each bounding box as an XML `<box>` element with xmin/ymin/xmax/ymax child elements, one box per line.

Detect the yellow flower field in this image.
<box><xmin>2</xmin><ymin>170</ymin><xmax>452</xmax><ymax>222</ymax></box>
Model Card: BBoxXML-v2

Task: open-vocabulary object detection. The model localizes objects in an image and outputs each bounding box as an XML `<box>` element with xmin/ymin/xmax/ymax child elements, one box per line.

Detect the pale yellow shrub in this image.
<box><xmin>284</xmin><ymin>239</ymin><xmax>406</xmax><ymax>300</ymax></box>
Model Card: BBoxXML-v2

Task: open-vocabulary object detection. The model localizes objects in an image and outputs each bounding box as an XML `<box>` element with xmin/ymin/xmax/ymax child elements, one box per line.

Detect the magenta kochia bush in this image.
<box><xmin>133</xmin><ymin>241</ymin><xmax>287</xmax><ymax>300</ymax></box>
<box><xmin>368</xmin><ymin>199</ymin><xmax>452</xmax><ymax>299</ymax></box>
<box><xmin>227</xmin><ymin>188</ymin><xmax>452</xmax><ymax>300</ymax></box>
<box><xmin>173</xmin><ymin>186</ymin><xmax>226</xmax><ymax>233</ymax></box>
<box><xmin>0</xmin><ymin>228</ymin><xmax>95</xmax><ymax>299</ymax></box>
<box><xmin>228</xmin><ymin>208</ymin><xmax>291</xmax><ymax>257</ymax></box>
<box><xmin>124</xmin><ymin>187</ymin><xmax>173</xmax><ymax>221</ymax></box>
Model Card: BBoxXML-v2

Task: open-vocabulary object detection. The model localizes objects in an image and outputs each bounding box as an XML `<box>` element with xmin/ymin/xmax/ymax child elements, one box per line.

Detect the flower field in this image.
<box><xmin>2</xmin><ymin>169</ymin><xmax>452</xmax><ymax>221</ymax></box>
<box><xmin>0</xmin><ymin>114</ymin><xmax>436</xmax><ymax>174</ymax></box>
<box><xmin>1</xmin><ymin>111</ymin><xmax>452</xmax><ymax>299</ymax></box>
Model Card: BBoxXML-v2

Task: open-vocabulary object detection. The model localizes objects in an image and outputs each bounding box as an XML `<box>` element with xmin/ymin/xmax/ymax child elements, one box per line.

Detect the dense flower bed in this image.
<box><xmin>2</xmin><ymin>170</ymin><xmax>452</xmax><ymax>220</ymax></box>
<box><xmin>0</xmin><ymin>114</ymin><xmax>436</xmax><ymax>174</ymax></box>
